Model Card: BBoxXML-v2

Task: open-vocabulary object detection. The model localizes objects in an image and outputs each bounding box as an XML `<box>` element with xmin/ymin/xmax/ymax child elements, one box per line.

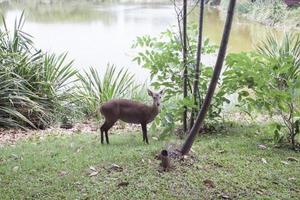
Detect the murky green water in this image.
<box><xmin>0</xmin><ymin>0</ymin><xmax>297</xmax><ymax>81</ymax></box>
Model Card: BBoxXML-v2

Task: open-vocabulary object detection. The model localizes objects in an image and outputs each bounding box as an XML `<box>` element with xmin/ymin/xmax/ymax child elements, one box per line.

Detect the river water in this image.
<box><xmin>0</xmin><ymin>0</ymin><xmax>295</xmax><ymax>81</ymax></box>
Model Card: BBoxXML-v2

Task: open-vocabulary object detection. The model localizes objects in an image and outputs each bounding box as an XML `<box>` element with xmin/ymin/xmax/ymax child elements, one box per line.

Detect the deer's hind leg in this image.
<box><xmin>100</xmin><ymin>121</ymin><xmax>107</xmax><ymax>144</ymax></box>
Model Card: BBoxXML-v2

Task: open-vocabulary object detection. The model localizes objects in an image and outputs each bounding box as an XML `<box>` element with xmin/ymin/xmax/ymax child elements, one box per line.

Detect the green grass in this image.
<box><xmin>0</xmin><ymin>125</ymin><xmax>299</xmax><ymax>199</ymax></box>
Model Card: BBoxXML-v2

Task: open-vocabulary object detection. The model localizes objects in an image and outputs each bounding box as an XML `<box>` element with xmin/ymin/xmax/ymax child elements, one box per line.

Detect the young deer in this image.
<box><xmin>100</xmin><ymin>89</ymin><xmax>164</xmax><ymax>144</ymax></box>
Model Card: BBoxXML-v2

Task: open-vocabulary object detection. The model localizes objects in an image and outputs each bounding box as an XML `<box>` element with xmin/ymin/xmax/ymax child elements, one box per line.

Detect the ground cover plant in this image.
<box><xmin>223</xmin><ymin>33</ymin><xmax>300</xmax><ymax>149</ymax></box>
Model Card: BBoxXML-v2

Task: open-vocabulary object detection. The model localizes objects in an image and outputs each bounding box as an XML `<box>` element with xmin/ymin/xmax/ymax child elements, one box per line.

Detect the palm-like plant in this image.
<box><xmin>0</xmin><ymin>13</ymin><xmax>77</xmax><ymax>129</ymax></box>
<box><xmin>258</xmin><ymin>33</ymin><xmax>300</xmax><ymax>148</ymax></box>
<box><xmin>76</xmin><ymin>65</ymin><xmax>136</xmax><ymax>117</ymax></box>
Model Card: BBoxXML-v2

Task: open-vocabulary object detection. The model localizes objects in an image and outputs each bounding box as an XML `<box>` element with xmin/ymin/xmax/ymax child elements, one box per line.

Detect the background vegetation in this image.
<box><xmin>0</xmin><ymin>13</ymin><xmax>77</xmax><ymax>129</ymax></box>
<box><xmin>221</xmin><ymin>0</ymin><xmax>300</xmax><ymax>29</ymax></box>
<box><xmin>0</xmin><ymin>1</ymin><xmax>299</xmax><ymax>199</ymax></box>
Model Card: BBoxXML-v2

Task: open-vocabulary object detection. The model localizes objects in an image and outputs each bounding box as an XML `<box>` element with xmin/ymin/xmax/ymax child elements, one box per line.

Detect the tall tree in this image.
<box><xmin>182</xmin><ymin>0</ymin><xmax>188</xmax><ymax>133</ymax></box>
<box><xmin>190</xmin><ymin>0</ymin><xmax>205</xmax><ymax>129</ymax></box>
<box><xmin>181</xmin><ymin>0</ymin><xmax>236</xmax><ymax>155</ymax></box>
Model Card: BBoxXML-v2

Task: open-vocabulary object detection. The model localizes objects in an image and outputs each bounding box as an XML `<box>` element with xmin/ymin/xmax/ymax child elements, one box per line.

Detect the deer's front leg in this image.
<box><xmin>141</xmin><ymin>123</ymin><xmax>148</xmax><ymax>144</ymax></box>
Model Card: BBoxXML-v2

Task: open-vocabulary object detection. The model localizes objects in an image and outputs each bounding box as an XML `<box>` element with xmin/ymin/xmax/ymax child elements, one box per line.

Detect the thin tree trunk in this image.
<box><xmin>190</xmin><ymin>0</ymin><xmax>205</xmax><ymax>129</ymax></box>
<box><xmin>183</xmin><ymin>0</ymin><xmax>188</xmax><ymax>133</ymax></box>
<box><xmin>181</xmin><ymin>0</ymin><xmax>236</xmax><ymax>155</ymax></box>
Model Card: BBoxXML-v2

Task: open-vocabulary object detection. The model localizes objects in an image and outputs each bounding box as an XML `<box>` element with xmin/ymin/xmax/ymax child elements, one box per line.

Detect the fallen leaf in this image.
<box><xmin>141</xmin><ymin>159</ymin><xmax>145</xmax><ymax>163</ymax></box>
<box><xmin>281</xmin><ymin>161</ymin><xmax>289</xmax><ymax>165</ymax></box>
<box><xmin>258</xmin><ymin>144</ymin><xmax>267</xmax><ymax>150</ymax></box>
<box><xmin>287</xmin><ymin>157</ymin><xmax>298</xmax><ymax>162</ymax></box>
<box><xmin>221</xmin><ymin>194</ymin><xmax>230</xmax><ymax>199</ymax></box>
<box><xmin>108</xmin><ymin>164</ymin><xmax>123</xmax><ymax>172</ymax></box>
<box><xmin>76</xmin><ymin>147</ymin><xmax>83</xmax><ymax>153</ymax></box>
<box><xmin>117</xmin><ymin>181</ymin><xmax>129</xmax><ymax>187</ymax></box>
<box><xmin>58</xmin><ymin>171</ymin><xmax>67</xmax><ymax>177</ymax></box>
<box><xmin>213</xmin><ymin>162</ymin><xmax>223</xmax><ymax>168</ymax></box>
<box><xmin>203</xmin><ymin>179</ymin><xmax>215</xmax><ymax>188</ymax></box>
<box><xmin>182</xmin><ymin>155</ymin><xmax>188</xmax><ymax>160</ymax></box>
<box><xmin>256</xmin><ymin>190</ymin><xmax>264</xmax><ymax>195</ymax></box>
<box><xmin>152</xmin><ymin>137</ymin><xmax>158</xmax><ymax>140</ymax></box>
<box><xmin>89</xmin><ymin>166</ymin><xmax>96</xmax><ymax>171</ymax></box>
<box><xmin>261</xmin><ymin>158</ymin><xmax>267</xmax><ymax>164</ymax></box>
<box><xmin>272</xmin><ymin>181</ymin><xmax>279</xmax><ymax>185</ymax></box>
<box><xmin>288</xmin><ymin>177</ymin><xmax>296</xmax><ymax>181</ymax></box>
<box><xmin>148</xmin><ymin>159</ymin><xmax>152</xmax><ymax>164</ymax></box>
<box><xmin>218</xmin><ymin>150</ymin><xmax>226</xmax><ymax>154</ymax></box>
<box><xmin>88</xmin><ymin>171</ymin><xmax>99</xmax><ymax>177</ymax></box>
<box><xmin>12</xmin><ymin>166</ymin><xmax>19</xmax><ymax>172</ymax></box>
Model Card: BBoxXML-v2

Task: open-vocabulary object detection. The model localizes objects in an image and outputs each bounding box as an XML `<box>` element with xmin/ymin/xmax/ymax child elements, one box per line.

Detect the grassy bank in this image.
<box><xmin>221</xmin><ymin>0</ymin><xmax>300</xmax><ymax>30</ymax></box>
<box><xmin>0</xmin><ymin>124</ymin><xmax>299</xmax><ymax>199</ymax></box>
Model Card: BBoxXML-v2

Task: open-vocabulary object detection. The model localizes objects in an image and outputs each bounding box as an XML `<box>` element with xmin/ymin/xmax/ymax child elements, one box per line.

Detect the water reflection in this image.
<box><xmin>0</xmin><ymin>1</ymin><xmax>298</xmax><ymax>81</ymax></box>
<box><xmin>189</xmin><ymin>7</ymin><xmax>285</xmax><ymax>52</ymax></box>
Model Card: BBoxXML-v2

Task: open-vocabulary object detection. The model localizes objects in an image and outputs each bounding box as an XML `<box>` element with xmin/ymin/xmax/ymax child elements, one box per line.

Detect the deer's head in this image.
<box><xmin>147</xmin><ymin>89</ymin><xmax>164</xmax><ymax>108</ymax></box>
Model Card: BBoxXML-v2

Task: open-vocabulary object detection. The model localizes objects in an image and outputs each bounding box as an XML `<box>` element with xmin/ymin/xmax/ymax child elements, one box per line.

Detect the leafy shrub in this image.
<box><xmin>229</xmin><ymin>0</ymin><xmax>300</xmax><ymax>28</ymax></box>
<box><xmin>0</xmin><ymin>13</ymin><xmax>77</xmax><ymax>129</ymax></box>
<box><xmin>223</xmin><ymin>33</ymin><xmax>300</xmax><ymax>148</ymax></box>
<box><xmin>133</xmin><ymin>26</ymin><xmax>229</xmax><ymax>136</ymax></box>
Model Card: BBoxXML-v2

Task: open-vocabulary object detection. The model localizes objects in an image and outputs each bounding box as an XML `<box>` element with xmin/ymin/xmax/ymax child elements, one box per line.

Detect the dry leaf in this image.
<box><xmin>88</xmin><ymin>171</ymin><xmax>99</xmax><ymax>177</ymax></box>
<box><xmin>288</xmin><ymin>177</ymin><xmax>296</xmax><ymax>181</ymax></box>
<box><xmin>281</xmin><ymin>161</ymin><xmax>289</xmax><ymax>165</ymax></box>
<box><xmin>256</xmin><ymin>190</ymin><xmax>264</xmax><ymax>195</ymax></box>
<box><xmin>203</xmin><ymin>179</ymin><xmax>215</xmax><ymax>188</ymax></box>
<box><xmin>258</xmin><ymin>144</ymin><xmax>267</xmax><ymax>150</ymax></box>
<box><xmin>221</xmin><ymin>194</ymin><xmax>230</xmax><ymax>199</ymax></box>
<box><xmin>261</xmin><ymin>158</ymin><xmax>267</xmax><ymax>164</ymax></box>
<box><xmin>109</xmin><ymin>164</ymin><xmax>123</xmax><ymax>172</ymax></box>
<box><xmin>89</xmin><ymin>166</ymin><xmax>96</xmax><ymax>171</ymax></box>
<box><xmin>182</xmin><ymin>155</ymin><xmax>188</xmax><ymax>160</ymax></box>
<box><xmin>287</xmin><ymin>157</ymin><xmax>298</xmax><ymax>162</ymax></box>
<box><xmin>117</xmin><ymin>181</ymin><xmax>129</xmax><ymax>187</ymax></box>
<box><xmin>58</xmin><ymin>171</ymin><xmax>67</xmax><ymax>176</ymax></box>
<box><xmin>12</xmin><ymin>166</ymin><xmax>19</xmax><ymax>172</ymax></box>
<box><xmin>152</xmin><ymin>137</ymin><xmax>158</xmax><ymax>140</ymax></box>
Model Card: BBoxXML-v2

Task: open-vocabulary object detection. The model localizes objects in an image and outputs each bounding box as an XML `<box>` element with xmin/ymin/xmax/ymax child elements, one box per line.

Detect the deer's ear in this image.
<box><xmin>147</xmin><ymin>89</ymin><xmax>153</xmax><ymax>96</ymax></box>
<box><xmin>159</xmin><ymin>89</ymin><xmax>164</xmax><ymax>95</ymax></box>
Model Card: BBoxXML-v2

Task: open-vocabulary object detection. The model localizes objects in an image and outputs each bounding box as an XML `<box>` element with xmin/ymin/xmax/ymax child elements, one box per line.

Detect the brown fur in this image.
<box><xmin>100</xmin><ymin>99</ymin><xmax>160</xmax><ymax>144</ymax></box>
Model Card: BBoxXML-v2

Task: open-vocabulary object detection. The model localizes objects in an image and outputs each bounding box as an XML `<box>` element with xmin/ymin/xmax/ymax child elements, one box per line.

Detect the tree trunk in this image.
<box><xmin>190</xmin><ymin>0</ymin><xmax>205</xmax><ymax>129</ymax></box>
<box><xmin>160</xmin><ymin>150</ymin><xmax>171</xmax><ymax>171</ymax></box>
<box><xmin>181</xmin><ymin>0</ymin><xmax>236</xmax><ymax>155</ymax></box>
<box><xmin>183</xmin><ymin>0</ymin><xmax>188</xmax><ymax>133</ymax></box>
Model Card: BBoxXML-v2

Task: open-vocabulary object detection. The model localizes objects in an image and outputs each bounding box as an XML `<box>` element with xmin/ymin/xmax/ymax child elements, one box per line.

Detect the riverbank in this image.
<box><xmin>219</xmin><ymin>0</ymin><xmax>300</xmax><ymax>30</ymax></box>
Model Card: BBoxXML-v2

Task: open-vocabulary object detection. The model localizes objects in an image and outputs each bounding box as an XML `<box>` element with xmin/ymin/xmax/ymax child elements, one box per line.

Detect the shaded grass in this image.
<box><xmin>0</xmin><ymin>125</ymin><xmax>299</xmax><ymax>199</ymax></box>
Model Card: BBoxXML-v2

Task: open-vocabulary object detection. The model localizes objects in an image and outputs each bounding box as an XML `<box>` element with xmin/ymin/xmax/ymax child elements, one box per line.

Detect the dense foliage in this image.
<box><xmin>224</xmin><ymin>0</ymin><xmax>300</xmax><ymax>29</ymax></box>
<box><xmin>133</xmin><ymin>26</ymin><xmax>230</xmax><ymax>136</ymax></box>
<box><xmin>223</xmin><ymin>33</ymin><xmax>300</xmax><ymax>148</ymax></box>
<box><xmin>0</xmin><ymin>14</ymin><xmax>77</xmax><ymax>129</ymax></box>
